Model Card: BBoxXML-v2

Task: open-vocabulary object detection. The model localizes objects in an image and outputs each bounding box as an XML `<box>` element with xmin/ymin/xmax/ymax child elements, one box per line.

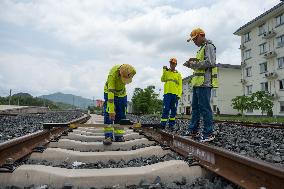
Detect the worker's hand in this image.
<box><xmin>188</xmin><ymin>58</ymin><xmax>198</xmax><ymax>62</ymax></box>
<box><xmin>183</xmin><ymin>61</ymin><xmax>191</xmax><ymax>68</ymax></box>
<box><xmin>163</xmin><ymin>66</ymin><xmax>168</xmax><ymax>70</ymax></box>
<box><xmin>109</xmin><ymin>112</ymin><xmax>116</xmax><ymax>121</ymax></box>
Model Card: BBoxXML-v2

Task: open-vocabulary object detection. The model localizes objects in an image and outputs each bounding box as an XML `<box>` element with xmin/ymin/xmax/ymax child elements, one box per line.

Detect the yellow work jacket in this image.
<box><xmin>191</xmin><ymin>43</ymin><xmax>218</xmax><ymax>88</ymax></box>
<box><xmin>104</xmin><ymin>65</ymin><xmax>127</xmax><ymax>113</ymax></box>
<box><xmin>161</xmin><ymin>69</ymin><xmax>182</xmax><ymax>97</ymax></box>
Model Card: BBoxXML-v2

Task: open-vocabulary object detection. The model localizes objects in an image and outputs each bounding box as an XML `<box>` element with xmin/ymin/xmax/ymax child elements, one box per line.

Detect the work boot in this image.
<box><xmin>199</xmin><ymin>134</ymin><xmax>215</xmax><ymax>142</ymax></box>
<box><xmin>115</xmin><ymin>136</ymin><xmax>125</xmax><ymax>142</ymax></box>
<box><xmin>103</xmin><ymin>137</ymin><xmax>113</xmax><ymax>145</ymax></box>
<box><xmin>183</xmin><ymin>131</ymin><xmax>200</xmax><ymax>139</ymax></box>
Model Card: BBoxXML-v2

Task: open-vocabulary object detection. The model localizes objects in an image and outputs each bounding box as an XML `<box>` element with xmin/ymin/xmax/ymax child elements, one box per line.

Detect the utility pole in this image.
<box><xmin>8</xmin><ymin>89</ymin><xmax>12</xmax><ymax>105</ymax></box>
<box><xmin>93</xmin><ymin>96</ymin><xmax>95</xmax><ymax>107</ymax></box>
<box><xmin>17</xmin><ymin>98</ymin><xmax>20</xmax><ymax>106</ymax></box>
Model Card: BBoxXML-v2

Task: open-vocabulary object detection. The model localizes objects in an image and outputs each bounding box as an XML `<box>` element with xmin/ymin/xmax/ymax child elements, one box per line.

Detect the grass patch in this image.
<box><xmin>177</xmin><ymin>114</ymin><xmax>284</xmax><ymax>123</ymax></box>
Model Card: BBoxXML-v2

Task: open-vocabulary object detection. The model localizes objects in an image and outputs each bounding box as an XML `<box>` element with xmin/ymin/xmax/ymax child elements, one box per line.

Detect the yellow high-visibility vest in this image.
<box><xmin>191</xmin><ymin>43</ymin><xmax>218</xmax><ymax>88</ymax></box>
<box><xmin>104</xmin><ymin>65</ymin><xmax>127</xmax><ymax>113</ymax></box>
<box><xmin>161</xmin><ymin>69</ymin><xmax>182</xmax><ymax>97</ymax></box>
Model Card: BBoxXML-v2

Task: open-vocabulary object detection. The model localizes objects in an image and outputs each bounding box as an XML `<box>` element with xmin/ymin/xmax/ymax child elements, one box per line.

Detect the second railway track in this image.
<box><xmin>0</xmin><ymin>114</ymin><xmax>283</xmax><ymax>189</ymax></box>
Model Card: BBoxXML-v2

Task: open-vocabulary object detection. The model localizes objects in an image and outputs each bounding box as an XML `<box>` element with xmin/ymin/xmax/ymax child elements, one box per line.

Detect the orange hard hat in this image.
<box><xmin>187</xmin><ymin>28</ymin><xmax>205</xmax><ymax>42</ymax></box>
<box><xmin>169</xmin><ymin>57</ymin><xmax>177</xmax><ymax>64</ymax></box>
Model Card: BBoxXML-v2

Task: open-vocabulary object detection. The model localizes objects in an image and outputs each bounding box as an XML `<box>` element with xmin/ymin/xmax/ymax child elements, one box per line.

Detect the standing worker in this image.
<box><xmin>183</xmin><ymin>28</ymin><xmax>218</xmax><ymax>142</ymax></box>
<box><xmin>160</xmin><ymin>57</ymin><xmax>182</xmax><ymax>131</ymax></box>
<box><xmin>103</xmin><ymin>64</ymin><xmax>136</xmax><ymax>145</ymax></box>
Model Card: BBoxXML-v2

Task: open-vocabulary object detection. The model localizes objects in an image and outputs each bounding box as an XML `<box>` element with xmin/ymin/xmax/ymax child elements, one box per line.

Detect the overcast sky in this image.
<box><xmin>0</xmin><ymin>0</ymin><xmax>280</xmax><ymax>100</ymax></box>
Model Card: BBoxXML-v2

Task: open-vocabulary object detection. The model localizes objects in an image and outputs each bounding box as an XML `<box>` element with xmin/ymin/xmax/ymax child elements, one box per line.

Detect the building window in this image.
<box><xmin>188</xmin><ymin>95</ymin><xmax>190</xmax><ymax>102</ymax></box>
<box><xmin>246</xmin><ymin>67</ymin><xmax>252</xmax><ymax>77</ymax></box>
<box><xmin>259</xmin><ymin>24</ymin><xmax>266</xmax><ymax>35</ymax></box>
<box><xmin>244</xmin><ymin>32</ymin><xmax>251</xmax><ymax>42</ymax></box>
<box><xmin>259</xmin><ymin>43</ymin><xmax>267</xmax><ymax>54</ymax></box>
<box><xmin>278</xmin><ymin>57</ymin><xmax>284</xmax><ymax>69</ymax></box>
<box><xmin>212</xmin><ymin>89</ymin><xmax>217</xmax><ymax>97</ymax></box>
<box><xmin>244</xmin><ymin>49</ymin><xmax>251</xmax><ymax>60</ymax></box>
<box><xmin>276</xmin><ymin>35</ymin><xmax>284</xmax><ymax>48</ymax></box>
<box><xmin>260</xmin><ymin>82</ymin><xmax>268</xmax><ymax>92</ymax></box>
<box><xmin>279</xmin><ymin>79</ymin><xmax>284</xmax><ymax>90</ymax></box>
<box><xmin>280</xmin><ymin>102</ymin><xmax>284</xmax><ymax>112</ymax></box>
<box><xmin>276</xmin><ymin>14</ymin><xmax>284</xmax><ymax>27</ymax></box>
<box><xmin>246</xmin><ymin>85</ymin><xmax>252</xmax><ymax>95</ymax></box>
<box><xmin>259</xmin><ymin>62</ymin><xmax>267</xmax><ymax>73</ymax></box>
<box><xmin>213</xmin><ymin>105</ymin><xmax>217</xmax><ymax>112</ymax></box>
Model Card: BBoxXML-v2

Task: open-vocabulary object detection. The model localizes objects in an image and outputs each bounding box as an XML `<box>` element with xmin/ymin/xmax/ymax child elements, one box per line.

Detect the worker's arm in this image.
<box><xmin>107</xmin><ymin>75</ymin><xmax>115</xmax><ymax>113</ymax></box>
<box><xmin>161</xmin><ymin>67</ymin><xmax>168</xmax><ymax>82</ymax></box>
<box><xmin>191</xmin><ymin>43</ymin><xmax>216</xmax><ymax>69</ymax></box>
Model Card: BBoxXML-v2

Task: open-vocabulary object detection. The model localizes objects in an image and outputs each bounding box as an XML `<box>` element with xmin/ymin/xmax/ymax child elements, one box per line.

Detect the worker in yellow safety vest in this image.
<box><xmin>103</xmin><ymin>64</ymin><xmax>136</xmax><ymax>145</ymax></box>
<box><xmin>160</xmin><ymin>57</ymin><xmax>182</xmax><ymax>131</ymax></box>
<box><xmin>183</xmin><ymin>28</ymin><xmax>218</xmax><ymax>142</ymax></box>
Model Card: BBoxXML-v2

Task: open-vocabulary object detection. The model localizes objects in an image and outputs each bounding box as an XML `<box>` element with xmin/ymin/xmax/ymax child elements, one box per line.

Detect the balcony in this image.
<box><xmin>262</xmin><ymin>30</ymin><xmax>276</xmax><ymax>39</ymax></box>
<box><xmin>241</xmin><ymin>61</ymin><xmax>246</xmax><ymax>68</ymax></box>
<box><xmin>265</xmin><ymin>72</ymin><xmax>278</xmax><ymax>79</ymax></box>
<box><xmin>263</xmin><ymin>51</ymin><xmax>277</xmax><ymax>59</ymax></box>
<box><xmin>239</xmin><ymin>44</ymin><xmax>246</xmax><ymax>50</ymax></box>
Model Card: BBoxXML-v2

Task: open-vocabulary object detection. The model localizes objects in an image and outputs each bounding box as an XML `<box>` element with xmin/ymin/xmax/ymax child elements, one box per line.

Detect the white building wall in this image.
<box><xmin>212</xmin><ymin>67</ymin><xmax>242</xmax><ymax>115</ymax></box>
<box><xmin>239</xmin><ymin>10</ymin><xmax>284</xmax><ymax>116</ymax></box>
<box><xmin>177</xmin><ymin>78</ymin><xmax>191</xmax><ymax>114</ymax></box>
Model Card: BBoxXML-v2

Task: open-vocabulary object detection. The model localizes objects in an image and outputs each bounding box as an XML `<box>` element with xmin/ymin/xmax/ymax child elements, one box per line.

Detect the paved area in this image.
<box><xmin>0</xmin><ymin>105</ymin><xmax>27</xmax><ymax>110</ymax></box>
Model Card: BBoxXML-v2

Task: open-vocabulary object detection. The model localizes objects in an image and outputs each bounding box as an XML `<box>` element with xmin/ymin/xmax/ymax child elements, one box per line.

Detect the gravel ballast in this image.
<box><xmin>127</xmin><ymin>114</ymin><xmax>284</xmax><ymax>166</ymax></box>
<box><xmin>0</xmin><ymin>111</ymin><xmax>85</xmax><ymax>143</ymax></box>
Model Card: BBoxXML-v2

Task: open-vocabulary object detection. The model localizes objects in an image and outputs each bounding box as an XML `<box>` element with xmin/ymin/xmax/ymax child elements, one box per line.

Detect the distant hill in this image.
<box><xmin>12</xmin><ymin>93</ymin><xmax>33</xmax><ymax>98</ymax></box>
<box><xmin>39</xmin><ymin>92</ymin><xmax>94</xmax><ymax>109</ymax></box>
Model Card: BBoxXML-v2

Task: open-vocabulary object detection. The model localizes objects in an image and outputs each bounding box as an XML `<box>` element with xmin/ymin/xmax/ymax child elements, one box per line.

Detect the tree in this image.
<box><xmin>132</xmin><ymin>86</ymin><xmax>162</xmax><ymax>114</ymax></box>
<box><xmin>251</xmin><ymin>91</ymin><xmax>273</xmax><ymax>116</ymax></box>
<box><xmin>232</xmin><ymin>91</ymin><xmax>274</xmax><ymax>117</ymax></box>
<box><xmin>232</xmin><ymin>95</ymin><xmax>251</xmax><ymax>116</ymax></box>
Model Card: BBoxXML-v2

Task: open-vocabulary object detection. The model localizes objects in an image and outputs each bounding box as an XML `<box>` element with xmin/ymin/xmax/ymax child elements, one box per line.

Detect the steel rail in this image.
<box><xmin>0</xmin><ymin>114</ymin><xmax>90</xmax><ymax>168</ymax></box>
<box><xmin>141</xmin><ymin>126</ymin><xmax>284</xmax><ymax>189</ymax></box>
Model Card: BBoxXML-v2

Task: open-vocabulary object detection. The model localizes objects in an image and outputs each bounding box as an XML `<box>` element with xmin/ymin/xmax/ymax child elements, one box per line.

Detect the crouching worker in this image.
<box><xmin>160</xmin><ymin>57</ymin><xmax>182</xmax><ymax>131</ymax></box>
<box><xmin>103</xmin><ymin>64</ymin><xmax>136</xmax><ymax>145</ymax></box>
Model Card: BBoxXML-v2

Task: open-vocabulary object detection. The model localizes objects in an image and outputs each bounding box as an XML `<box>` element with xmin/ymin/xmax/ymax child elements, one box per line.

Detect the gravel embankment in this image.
<box><xmin>127</xmin><ymin>114</ymin><xmax>284</xmax><ymax>166</ymax></box>
<box><xmin>0</xmin><ymin>111</ymin><xmax>85</xmax><ymax>143</ymax></box>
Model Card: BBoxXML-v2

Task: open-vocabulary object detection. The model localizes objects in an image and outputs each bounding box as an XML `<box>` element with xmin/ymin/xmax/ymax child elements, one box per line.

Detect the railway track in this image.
<box><xmin>0</xmin><ymin>114</ymin><xmax>283</xmax><ymax>189</ymax></box>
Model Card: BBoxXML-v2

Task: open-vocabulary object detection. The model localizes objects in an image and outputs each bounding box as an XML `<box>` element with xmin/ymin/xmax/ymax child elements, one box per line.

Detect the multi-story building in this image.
<box><xmin>234</xmin><ymin>2</ymin><xmax>284</xmax><ymax>115</ymax></box>
<box><xmin>177</xmin><ymin>64</ymin><xmax>242</xmax><ymax>115</ymax></box>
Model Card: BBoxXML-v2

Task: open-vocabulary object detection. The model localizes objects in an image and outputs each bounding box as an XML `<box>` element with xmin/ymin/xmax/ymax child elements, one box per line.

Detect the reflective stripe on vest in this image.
<box><xmin>164</xmin><ymin>79</ymin><xmax>179</xmax><ymax>84</ymax></box>
<box><xmin>191</xmin><ymin>43</ymin><xmax>218</xmax><ymax>88</ymax></box>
